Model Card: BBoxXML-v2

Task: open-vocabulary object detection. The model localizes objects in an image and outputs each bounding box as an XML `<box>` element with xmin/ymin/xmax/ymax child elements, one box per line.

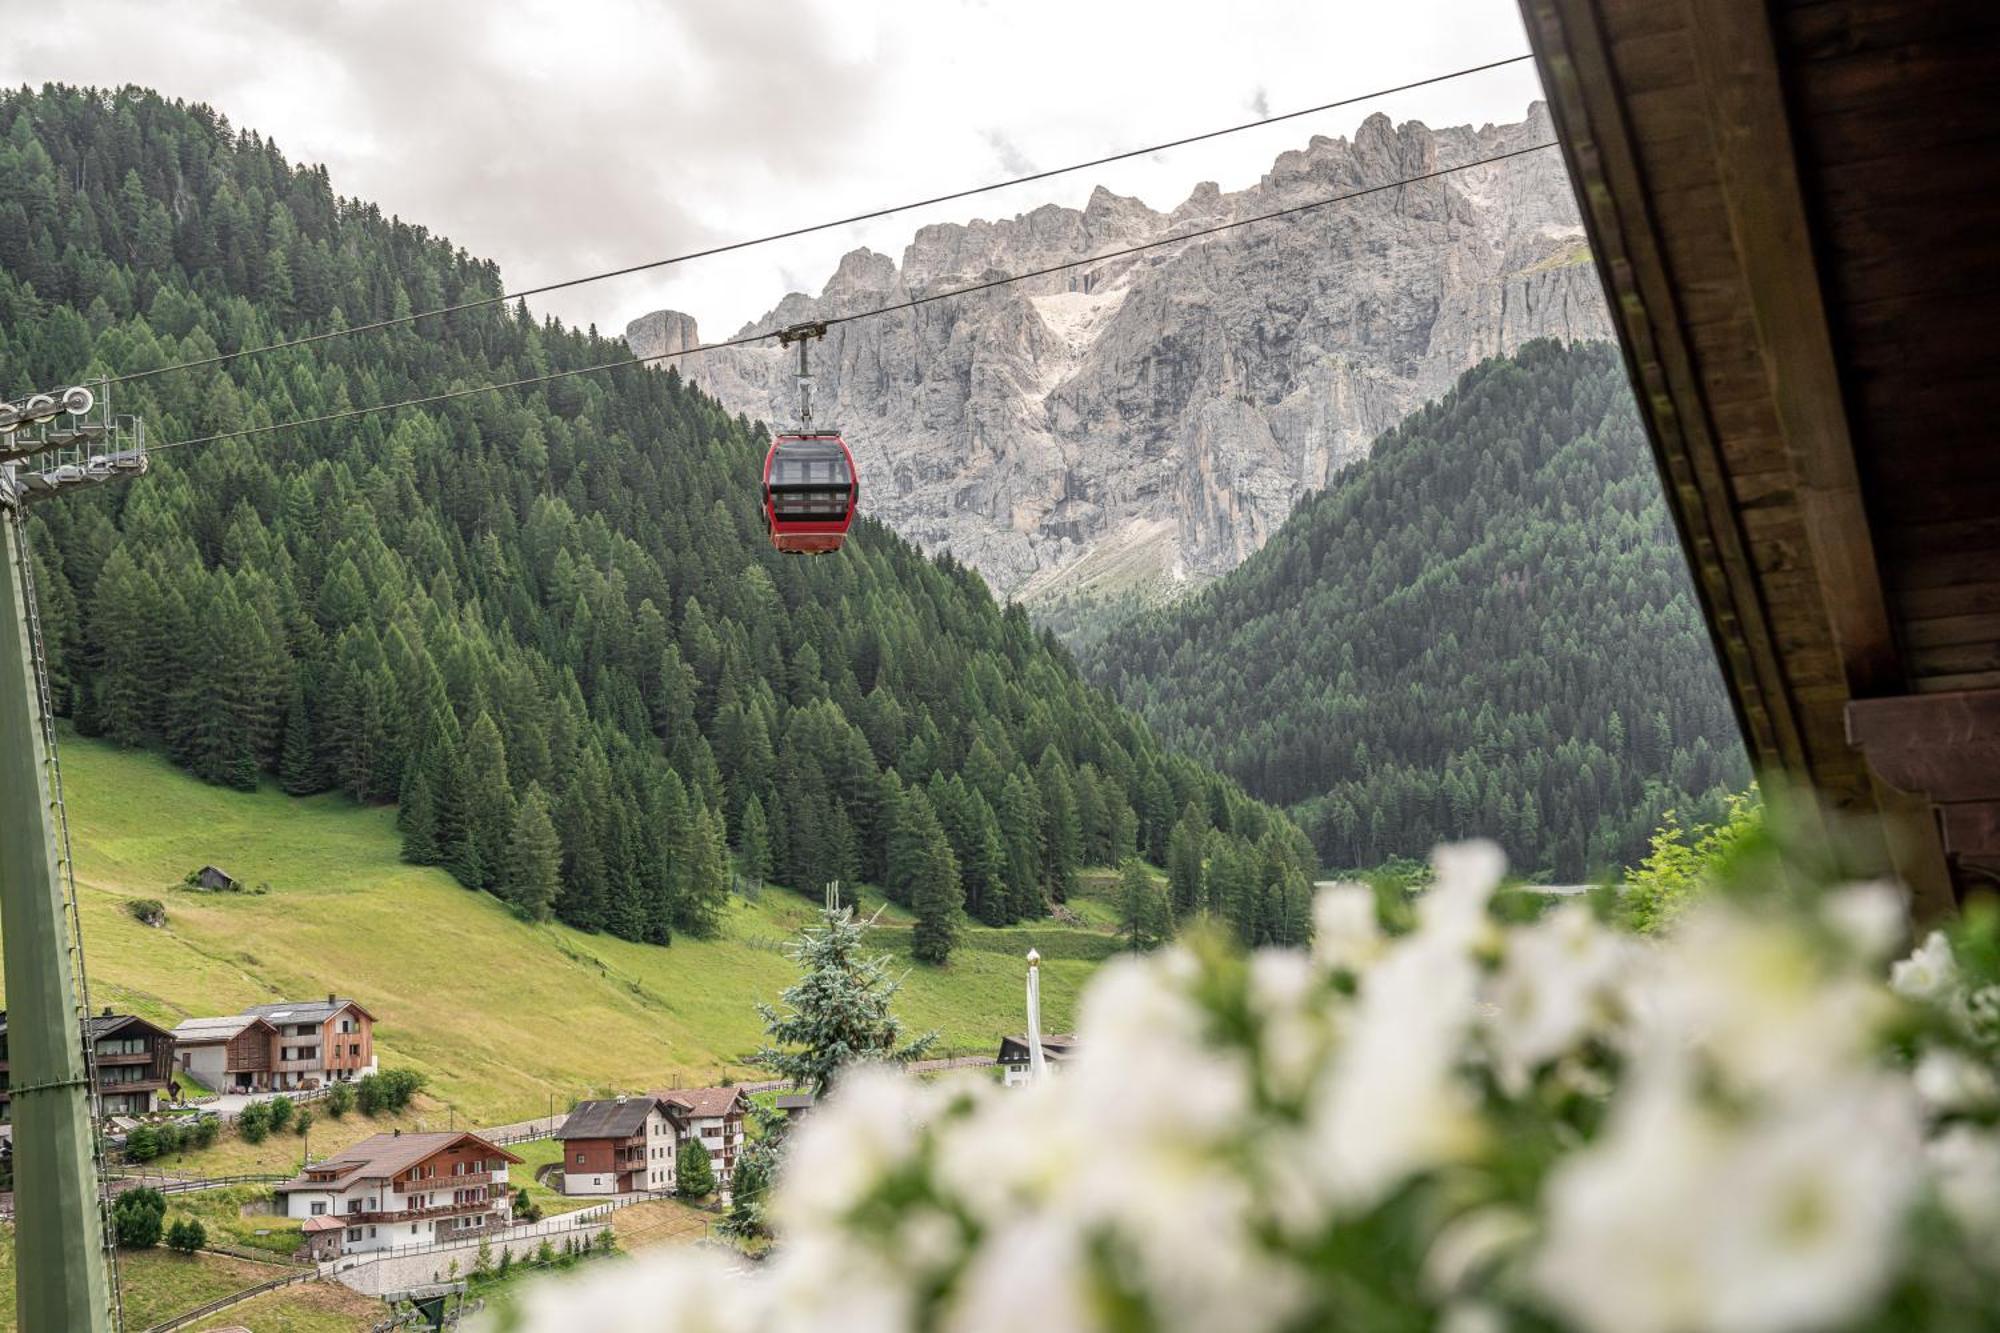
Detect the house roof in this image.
<box><xmin>557</xmin><ymin>1097</ymin><xmax>661</xmax><ymax>1141</ymax></box>
<box><xmin>86</xmin><ymin>1013</ymin><xmax>173</xmax><ymax>1043</ymax></box>
<box><xmin>655</xmin><ymin>1086</ymin><xmax>745</xmax><ymax>1119</ymax></box>
<box><xmin>170</xmin><ymin>1015</ymin><xmax>276</xmax><ymax>1044</ymax></box>
<box><xmin>275</xmin><ymin>1132</ymin><xmax>520</xmax><ymax>1192</ymax></box>
<box><xmin>998</xmin><ymin>1034</ymin><xmax>1078</xmax><ymax>1062</ymax></box>
<box><xmin>300</xmin><ymin>1215</ymin><xmax>346</xmax><ymax>1234</ymax></box>
<box><xmin>774</xmin><ymin>1093</ymin><xmax>814</xmax><ymax>1111</ymax></box>
<box><xmin>243</xmin><ymin>997</ymin><xmax>376</xmax><ymax>1026</ymax></box>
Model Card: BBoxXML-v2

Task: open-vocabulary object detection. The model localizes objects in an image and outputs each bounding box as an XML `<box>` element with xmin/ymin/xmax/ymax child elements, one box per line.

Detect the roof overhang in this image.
<box><xmin>1521</xmin><ymin>0</ymin><xmax>2000</xmax><ymax>918</ymax></box>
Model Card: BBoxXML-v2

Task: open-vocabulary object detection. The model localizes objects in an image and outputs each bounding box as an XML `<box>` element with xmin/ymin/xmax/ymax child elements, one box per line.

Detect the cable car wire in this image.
<box><xmin>147</xmin><ymin>140</ymin><xmax>1557</xmax><ymax>458</ymax></box>
<box><xmin>87</xmin><ymin>54</ymin><xmax>1535</xmax><ymax>393</ymax></box>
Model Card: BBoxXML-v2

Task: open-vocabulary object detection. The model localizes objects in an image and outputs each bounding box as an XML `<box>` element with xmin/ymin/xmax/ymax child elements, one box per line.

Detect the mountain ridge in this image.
<box><xmin>628</xmin><ymin>103</ymin><xmax>1610</xmax><ymax>601</ymax></box>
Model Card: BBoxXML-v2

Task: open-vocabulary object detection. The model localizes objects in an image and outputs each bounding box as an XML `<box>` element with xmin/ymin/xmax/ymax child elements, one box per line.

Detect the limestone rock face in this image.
<box><xmin>627</xmin><ymin>105</ymin><xmax>1610</xmax><ymax>600</ymax></box>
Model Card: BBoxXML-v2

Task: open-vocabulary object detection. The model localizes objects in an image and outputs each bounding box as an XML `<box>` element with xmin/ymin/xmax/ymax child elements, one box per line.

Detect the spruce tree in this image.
<box><xmin>400</xmin><ymin>767</ymin><xmax>440</xmax><ymax>865</ymax></box>
<box><xmin>278</xmin><ymin>669</ymin><xmax>321</xmax><ymax>795</ymax></box>
<box><xmin>501</xmin><ymin>783</ymin><xmax>560</xmax><ymax>921</ymax></box>
<box><xmin>908</xmin><ymin>797</ymin><xmax>963</xmax><ymax>966</ymax></box>
<box><xmin>738</xmin><ymin>793</ymin><xmax>772</xmax><ymax>884</ymax></box>
<box><xmin>754</xmin><ymin>899</ymin><xmax>937</xmax><ymax>1097</ymax></box>
<box><xmin>457</xmin><ymin>711</ymin><xmax>514</xmax><ymax>891</ymax></box>
<box><xmin>1118</xmin><ymin>858</ymin><xmax>1165</xmax><ymax>951</ymax></box>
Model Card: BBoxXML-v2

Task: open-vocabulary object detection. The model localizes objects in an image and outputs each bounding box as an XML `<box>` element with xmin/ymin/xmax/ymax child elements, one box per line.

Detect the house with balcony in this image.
<box><xmin>169</xmin><ymin>1014</ymin><xmax>278</xmax><ymax>1094</ymax></box>
<box><xmin>555</xmin><ymin>1095</ymin><xmax>677</xmax><ymax>1195</ymax></box>
<box><xmin>0</xmin><ymin>1010</ymin><xmax>175</xmax><ymax>1121</ymax></box>
<box><xmin>242</xmin><ymin>995</ymin><xmax>377</xmax><ymax>1089</ymax></box>
<box><xmin>997</xmin><ymin>1033</ymin><xmax>1078</xmax><ymax>1087</ymax></box>
<box><xmin>657</xmin><ymin>1086</ymin><xmax>748</xmax><ymax>1189</ymax></box>
<box><xmin>276</xmin><ymin>1130</ymin><xmax>521</xmax><ymax>1259</ymax></box>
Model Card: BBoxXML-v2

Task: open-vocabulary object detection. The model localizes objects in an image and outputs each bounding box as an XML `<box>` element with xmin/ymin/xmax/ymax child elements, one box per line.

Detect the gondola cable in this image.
<box><xmin>74</xmin><ymin>54</ymin><xmax>1536</xmax><ymax>394</ymax></box>
<box><xmin>146</xmin><ymin>139</ymin><xmax>1558</xmax><ymax>460</ymax></box>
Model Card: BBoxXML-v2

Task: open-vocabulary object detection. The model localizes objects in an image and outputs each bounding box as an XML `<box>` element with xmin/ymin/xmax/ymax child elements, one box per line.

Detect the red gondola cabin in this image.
<box><xmin>763</xmin><ymin>432</ymin><xmax>858</xmax><ymax>554</ymax></box>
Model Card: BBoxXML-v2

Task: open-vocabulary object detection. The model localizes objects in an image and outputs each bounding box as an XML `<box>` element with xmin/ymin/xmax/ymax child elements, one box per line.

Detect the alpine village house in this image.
<box><xmin>278</xmin><ymin>1131</ymin><xmax>523</xmax><ymax>1260</ymax></box>
<box><xmin>556</xmin><ymin>1087</ymin><xmax>749</xmax><ymax>1196</ymax></box>
<box><xmin>171</xmin><ymin>996</ymin><xmax>376</xmax><ymax>1093</ymax></box>
<box><xmin>0</xmin><ymin>1011</ymin><xmax>176</xmax><ymax>1120</ymax></box>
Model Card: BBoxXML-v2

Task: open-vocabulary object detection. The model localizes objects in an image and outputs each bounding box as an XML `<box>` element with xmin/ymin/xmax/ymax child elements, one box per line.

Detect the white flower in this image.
<box><xmin>1891</xmin><ymin>930</ymin><xmax>1959</xmax><ymax>1005</ymax></box>
<box><xmin>1820</xmin><ymin>881</ymin><xmax>1906</xmax><ymax>962</ymax></box>
<box><xmin>1483</xmin><ymin>902</ymin><xmax>1630</xmax><ymax>1091</ymax></box>
<box><xmin>1535</xmin><ymin>1069</ymin><xmax>1922</xmax><ymax>1333</ymax></box>
<box><xmin>1913</xmin><ymin>1047</ymin><xmax>1999</xmax><ymax>1113</ymax></box>
<box><xmin>1640</xmin><ymin>908</ymin><xmax>1890</xmax><ymax>1097</ymax></box>
<box><xmin>773</xmin><ymin>1065</ymin><xmax>928</xmax><ymax>1233</ymax></box>
<box><xmin>1310</xmin><ymin>933</ymin><xmax>1483</xmax><ymax>1208</ymax></box>
<box><xmin>1312</xmin><ymin>881</ymin><xmax>1382</xmax><ymax>972</ymax></box>
<box><xmin>1928</xmin><ymin>1123</ymin><xmax>2000</xmax><ymax>1241</ymax></box>
<box><xmin>1424</xmin><ymin>1206</ymin><xmax>1535</xmax><ymax>1299</ymax></box>
<box><xmin>1248</xmin><ymin>948</ymin><xmax>1326</xmax><ymax>1100</ymax></box>
<box><xmin>1534</xmin><ymin>1066</ymin><xmax>1724</xmax><ymax>1333</ymax></box>
<box><xmin>512</xmin><ymin>1244</ymin><xmax>760</xmax><ymax>1332</ymax></box>
<box><xmin>946</xmin><ymin>1214</ymin><xmax>1096</xmax><ymax>1333</ymax></box>
<box><xmin>1417</xmin><ymin>840</ymin><xmax>1506</xmax><ymax>954</ymax></box>
<box><xmin>1700</xmin><ymin>1078</ymin><xmax>1922</xmax><ymax>1333</ymax></box>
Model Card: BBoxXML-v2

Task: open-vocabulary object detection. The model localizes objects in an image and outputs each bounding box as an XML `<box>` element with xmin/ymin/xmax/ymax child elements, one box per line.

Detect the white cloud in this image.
<box><xmin>5</xmin><ymin>0</ymin><xmax>1542</xmax><ymax>336</ymax></box>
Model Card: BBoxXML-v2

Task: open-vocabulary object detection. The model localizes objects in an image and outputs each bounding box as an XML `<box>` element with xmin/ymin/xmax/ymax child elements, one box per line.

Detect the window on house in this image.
<box><xmin>575</xmin><ymin>1152</ymin><xmax>585</xmax><ymax>1165</ymax></box>
<box><xmin>347</xmin><ymin>1228</ymin><xmax>362</xmax><ymax>1242</ymax></box>
<box><xmin>310</xmin><ymin>1202</ymin><xmax>326</xmax><ymax>1216</ymax></box>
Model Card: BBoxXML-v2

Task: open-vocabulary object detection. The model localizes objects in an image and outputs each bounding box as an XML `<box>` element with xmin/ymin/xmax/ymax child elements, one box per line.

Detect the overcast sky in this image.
<box><xmin>6</xmin><ymin>0</ymin><xmax>1544</xmax><ymax>337</ymax></box>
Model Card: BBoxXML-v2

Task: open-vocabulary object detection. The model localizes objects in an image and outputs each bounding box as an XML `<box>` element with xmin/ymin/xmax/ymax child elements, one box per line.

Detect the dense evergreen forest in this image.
<box><xmin>0</xmin><ymin>85</ymin><xmax>1315</xmax><ymax>957</ymax></box>
<box><xmin>1085</xmin><ymin>341</ymin><xmax>1749</xmax><ymax>879</ymax></box>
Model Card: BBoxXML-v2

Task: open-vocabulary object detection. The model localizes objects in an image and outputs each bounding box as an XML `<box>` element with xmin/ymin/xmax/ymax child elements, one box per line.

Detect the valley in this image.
<box><xmin>18</xmin><ymin>733</ymin><xmax>1120</xmax><ymax>1124</ymax></box>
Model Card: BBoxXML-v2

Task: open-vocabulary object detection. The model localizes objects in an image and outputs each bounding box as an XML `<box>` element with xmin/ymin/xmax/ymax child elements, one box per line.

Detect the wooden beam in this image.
<box><xmin>1683</xmin><ymin>0</ymin><xmax>1955</xmax><ymax>917</ymax></box>
<box><xmin>1683</xmin><ymin>0</ymin><xmax>1903</xmax><ymax>697</ymax></box>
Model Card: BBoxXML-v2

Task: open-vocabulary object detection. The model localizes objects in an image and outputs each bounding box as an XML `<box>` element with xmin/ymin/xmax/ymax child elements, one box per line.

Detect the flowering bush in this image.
<box><xmin>512</xmin><ymin>844</ymin><xmax>2000</xmax><ymax>1332</ymax></box>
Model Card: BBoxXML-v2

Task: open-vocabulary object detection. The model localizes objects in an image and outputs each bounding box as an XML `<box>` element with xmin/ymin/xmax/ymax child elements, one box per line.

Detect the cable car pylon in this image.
<box><xmin>0</xmin><ymin>379</ymin><xmax>145</xmax><ymax>1333</ymax></box>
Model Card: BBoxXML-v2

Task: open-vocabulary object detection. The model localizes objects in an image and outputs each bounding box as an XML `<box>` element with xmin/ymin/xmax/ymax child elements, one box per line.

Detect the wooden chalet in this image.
<box><xmin>556</xmin><ymin>1095</ymin><xmax>677</xmax><ymax>1195</ymax></box>
<box><xmin>0</xmin><ymin>1010</ymin><xmax>175</xmax><ymax>1120</ymax></box>
<box><xmin>1521</xmin><ymin>0</ymin><xmax>2000</xmax><ymax>919</ymax></box>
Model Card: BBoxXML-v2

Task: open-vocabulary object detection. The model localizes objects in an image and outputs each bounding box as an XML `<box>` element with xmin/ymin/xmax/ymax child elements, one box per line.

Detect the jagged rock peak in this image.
<box><xmin>623</xmin><ymin>104</ymin><xmax>1611</xmax><ymax>603</ymax></box>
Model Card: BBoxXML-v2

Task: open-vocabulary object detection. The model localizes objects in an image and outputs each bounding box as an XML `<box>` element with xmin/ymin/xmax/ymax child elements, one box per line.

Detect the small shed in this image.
<box><xmin>192</xmin><ymin>865</ymin><xmax>237</xmax><ymax>892</ymax></box>
<box><xmin>775</xmin><ymin>1092</ymin><xmax>815</xmax><ymax>1119</ymax></box>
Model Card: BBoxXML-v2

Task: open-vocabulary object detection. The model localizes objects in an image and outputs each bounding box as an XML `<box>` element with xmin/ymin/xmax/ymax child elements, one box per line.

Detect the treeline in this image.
<box><xmin>1087</xmin><ymin>341</ymin><xmax>1749</xmax><ymax>879</ymax></box>
<box><xmin>0</xmin><ymin>85</ymin><xmax>1313</xmax><ymax>957</ymax></box>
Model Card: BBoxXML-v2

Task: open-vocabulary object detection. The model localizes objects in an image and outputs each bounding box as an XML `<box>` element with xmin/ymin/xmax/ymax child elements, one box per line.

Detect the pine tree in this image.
<box><xmin>1118</xmin><ymin>858</ymin><xmax>1165</xmax><ymax>951</ymax></box>
<box><xmin>458</xmin><ymin>711</ymin><xmax>514</xmax><ymax>890</ymax></box>
<box><xmin>738</xmin><ymin>793</ymin><xmax>772</xmax><ymax>884</ymax></box>
<box><xmin>278</xmin><ymin>668</ymin><xmax>321</xmax><ymax>794</ymax></box>
<box><xmin>1167</xmin><ymin>814</ymin><xmax>1205</xmax><ymax>922</ymax></box>
<box><xmin>500</xmin><ymin>783</ymin><xmax>560</xmax><ymax>921</ymax></box>
<box><xmin>907</xmin><ymin>793</ymin><xmax>963</xmax><ymax>966</ymax></box>
<box><xmin>679</xmin><ymin>802</ymin><xmax>730</xmax><ymax>938</ymax></box>
<box><xmin>754</xmin><ymin>899</ymin><xmax>937</xmax><ymax>1097</ymax></box>
<box><xmin>400</xmin><ymin>767</ymin><xmax>440</xmax><ymax>864</ymax></box>
<box><xmin>675</xmin><ymin>1138</ymin><xmax>714</xmax><ymax>1199</ymax></box>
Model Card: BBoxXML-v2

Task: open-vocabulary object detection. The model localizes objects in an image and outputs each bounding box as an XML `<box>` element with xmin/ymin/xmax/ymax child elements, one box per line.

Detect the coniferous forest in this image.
<box><xmin>0</xmin><ymin>86</ymin><xmax>1316</xmax><ymax>956</ymax></box>
<box><xmin>1086</xmin><ymin>340</ymin><xmax>1750</xmax><ymax>879</ymax></box>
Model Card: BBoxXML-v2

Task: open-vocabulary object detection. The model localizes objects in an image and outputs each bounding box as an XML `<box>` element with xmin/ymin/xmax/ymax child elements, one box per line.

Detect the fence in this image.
<box><xmin>142</xmin><ymin>1268</ymin><xmax>314</xmax><ymax>1332</ymax></box>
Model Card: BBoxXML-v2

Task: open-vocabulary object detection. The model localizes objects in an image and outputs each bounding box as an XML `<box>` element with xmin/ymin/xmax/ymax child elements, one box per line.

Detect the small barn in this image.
<box><xmin>191</xmin><ymin>865</ymin><xmax>237</xmax><ymax>892</ymax></box>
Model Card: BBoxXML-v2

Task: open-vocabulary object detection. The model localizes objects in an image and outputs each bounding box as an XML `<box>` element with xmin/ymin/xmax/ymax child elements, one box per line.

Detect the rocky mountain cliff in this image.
<box><xmin>627</xmin><ymin>104</ymin><xmax>1610</xmax><ymax>601</ymax></box>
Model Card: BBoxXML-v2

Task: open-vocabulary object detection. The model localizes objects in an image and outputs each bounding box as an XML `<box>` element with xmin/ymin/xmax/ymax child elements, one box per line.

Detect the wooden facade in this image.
<box><xmin>2</xmin><ymin>1012</ymin><xmax>175</xmax><ymax>1119</ymax></box>
<box><xmin>1521</xmin><ymin>0</ymin><xmax>2000</xmax><ymax>916</ymax></box>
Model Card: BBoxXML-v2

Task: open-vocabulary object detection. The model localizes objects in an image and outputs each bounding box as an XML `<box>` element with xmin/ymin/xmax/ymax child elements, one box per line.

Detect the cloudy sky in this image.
<box><xmin>7</xmin><ymin>0</ymin><xmax>1544</xmax><ymax>337</ymax></box>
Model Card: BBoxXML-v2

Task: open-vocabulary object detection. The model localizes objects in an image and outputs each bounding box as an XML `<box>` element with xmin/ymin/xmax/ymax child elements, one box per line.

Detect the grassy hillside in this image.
<box><xmin>7</xmin><ymin>732</ymin><xmax>1117</xmax><ymax>1125</ymax></box>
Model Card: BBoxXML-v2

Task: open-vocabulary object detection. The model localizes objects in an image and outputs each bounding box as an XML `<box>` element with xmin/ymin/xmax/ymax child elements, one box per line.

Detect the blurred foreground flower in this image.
<box><xmin>507</xmin><ymin>845</ymin><xmax>2000</xmax><ymax>1333</ymax></box>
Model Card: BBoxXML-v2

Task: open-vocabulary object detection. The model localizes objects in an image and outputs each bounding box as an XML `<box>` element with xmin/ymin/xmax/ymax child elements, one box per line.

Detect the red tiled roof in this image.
<box><xmin>274</xmin><ymin>1131</ymin><xmax>520</xmax><ymax>1192</ymax></box>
